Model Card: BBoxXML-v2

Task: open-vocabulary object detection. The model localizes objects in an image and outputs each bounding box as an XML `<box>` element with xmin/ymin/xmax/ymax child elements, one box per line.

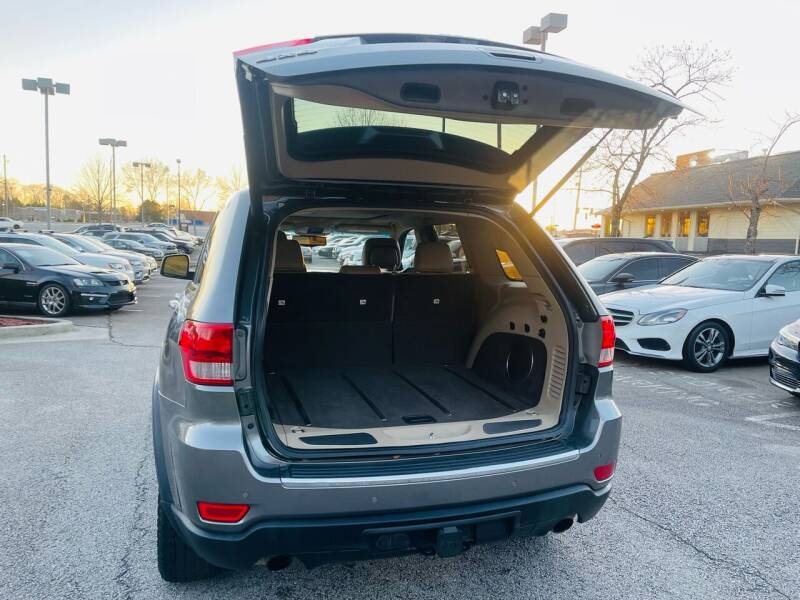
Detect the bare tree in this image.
<box><xmin>724</xmin><ymin>112</ymin><xmax>800</xmax><ymax>254</ymax></box>
<box><xmin>335</xmin><ymin>107</ymin><xmax>407</xmax><ymax>128</ymax></box>
<box><xmin>74</xmin><ymin>156</ymin><xmax>112</xmax><ymax>221</ymax></box>
<box><xmin>180</xmin><ymin>168</ymin><xmax>214</xmax><ymax>234</ymax></box>
<box><xmin>121</xmin><ymin>158</ymin><xmax>169</xmax><ymax>208</ymax></box>
<box><xmin>591</xmin><ymin>43</ymin><xmax>733</xmax><ymax>236</ymax></box>
<box><xmin>215</xmin><ymin>166</ymin><xmax>245</xmax><ymax>209</ymax></box>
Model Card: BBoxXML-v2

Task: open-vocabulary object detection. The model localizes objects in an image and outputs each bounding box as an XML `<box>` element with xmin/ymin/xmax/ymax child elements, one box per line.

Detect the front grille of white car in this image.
<box><xmin>607</xmin><ymin>308</ymin><xmax>634</xmax><ymax>327</ymax></box>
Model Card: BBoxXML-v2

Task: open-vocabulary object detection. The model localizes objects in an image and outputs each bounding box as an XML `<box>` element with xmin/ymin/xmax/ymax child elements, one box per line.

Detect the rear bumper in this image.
<box><xmin>164</xmin><ymin>483</ymin><xmax>610</xmax><ymax>569</ymax></box>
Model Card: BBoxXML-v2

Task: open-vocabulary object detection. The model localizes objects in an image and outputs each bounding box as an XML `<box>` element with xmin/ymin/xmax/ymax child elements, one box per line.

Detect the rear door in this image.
<box><xmin>235</xmin><ymin>34</ymin><xmax>684</xmax><ymax>204</ymax></box>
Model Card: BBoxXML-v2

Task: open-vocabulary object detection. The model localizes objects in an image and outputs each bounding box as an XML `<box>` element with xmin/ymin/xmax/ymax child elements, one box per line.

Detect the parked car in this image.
<box><xmin>578</xmin><ymin>252</ymin><xmax>697</xmax><ymax>295</ymax></box>
<box><xmin>151</xmin><ymin>33</ymin><xmax>683</xmax><ymax>582</ymax></box>
<box><xmin>127</xmin><ymin>229</ymin><xmax>194</xmax><ymax>254</ymax></box>
<box><xmin>103</xmin><ymin>232</ymin><xmax>178</xmax><ymax>255</ymax></box>
<box><xmin>0</xmin><ymin>243</ymin><xmax>136</xmax><ymax>316</ymax></box>
<box><xmin>604</xmin><ymin>254</ymin><xmax>800</xmax><ymax>371</ymax></box>
<box><xmin>73</xmin><ymin>223</ymin><xmax>125</xmax><ymax>234</ymax></box>
<box><xmin>557</xmin><ymin>237</ymin><xmax>676</xmax><ymax>266</ymax></box>
<box><xmin>49</xmin><ymin>233</ymin><xmax>155</xmax><ymax>283</ymax></box>
<box><xmin>0</xmin><ymin>231</ymin><xmax>135</xmax><ymax>280</ymax></box>
<box><xmin>0</xmin><ymin>216</ymin><xmax>24</xmax><ymax>230</ymax></box>
<box><xmin>769</xmin><ymin>318</ymin><xmax>800</xmax><ymax>396</ymax></box>
<box><xmin>103</xmin><ymin>237</ymin><xmax>164</xmax><ymax>261</ymax></box>
<box><xmin>147</xmin><ymin>225</ymin><xmax>202</xmax><ymax>245</ymax></box>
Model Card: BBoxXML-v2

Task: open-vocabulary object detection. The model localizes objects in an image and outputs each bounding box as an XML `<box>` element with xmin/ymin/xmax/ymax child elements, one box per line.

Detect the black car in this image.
<box><xmin>0</xmin><ymin>243</ymin><xmax>136</xmax><ymax>317</ymax></box>
<box><xmin>127</xmin><ymin>229</ymin><xmax>194</xmax><ymax>254</ymax></box>
<box><xmin>578</xmin><ymin>252</ymin><xmax>697</xmax><ymax>295</ymax></box>
<box><xmin>557</xmin><ymin>237</ymin><xmax>677</xmax><ymax>266</ymax></box>
<box><xmin>769</xmin><ymin>319</ymin><xmax>800</xmax><ymax>397</ymax></box>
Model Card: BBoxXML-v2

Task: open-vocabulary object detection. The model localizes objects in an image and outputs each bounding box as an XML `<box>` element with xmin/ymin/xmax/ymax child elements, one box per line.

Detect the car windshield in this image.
<box><xmin>578</xmin><ymin>256</ymin><xmax>630</xmax><ymax>282</ymax></box>
<box><xmin>132</xmin><ymin>234</ymin><xmax>159</xmax><ymax>243</ymax></box>
<box><xmin>22</xmin><ymin>236</ymin><xmax>80</xmax><ymax>257</ymax></box>
<box><xmin>661</xmin><ymin>258</ymin><xmax>774</xmax><ymax>291</ymax></box>
<box><xmin>13</xmin><ymin>246</ymin><xmax>80</xmax><ymax>266</ymax></box>
<box><xmin>89</xmin><ymin>239</ymin><xmax>117</xmax><ymax>251</ymax></box>
<box><xmin>58</xmin><ymin>235</ymin><xmax>100</xmax><ymax>252</ymax></box>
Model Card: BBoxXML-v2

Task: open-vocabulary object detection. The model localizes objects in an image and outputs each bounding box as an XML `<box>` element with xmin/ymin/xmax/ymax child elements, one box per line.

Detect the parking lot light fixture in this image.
<box><xmin>132</xmin><ymin>161</ymin><xmax>152</xmax><ymax>224</ymax></box>
<box><xmin>99</xmin><ymin>138</ymin><xmax>127</xmax><ymax>223</ymax></box>
<box><xmin>22</xmin><ymin>77</ymin><xmax>70</xmax><ymax>230</ymax></box>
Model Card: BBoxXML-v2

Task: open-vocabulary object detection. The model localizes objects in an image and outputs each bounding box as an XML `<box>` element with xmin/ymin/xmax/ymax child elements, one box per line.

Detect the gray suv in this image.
<box><xmin>153</xmin><ymin>33</ymin><xmax>683</xmax><ymax>581</ymax></box>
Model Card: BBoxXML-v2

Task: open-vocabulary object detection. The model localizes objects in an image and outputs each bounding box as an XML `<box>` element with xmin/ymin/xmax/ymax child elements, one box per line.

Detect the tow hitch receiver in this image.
<box><xmin>436</xmin><ymin>526</ymin><xmax>467</xmax><ymax>557</ymax></box>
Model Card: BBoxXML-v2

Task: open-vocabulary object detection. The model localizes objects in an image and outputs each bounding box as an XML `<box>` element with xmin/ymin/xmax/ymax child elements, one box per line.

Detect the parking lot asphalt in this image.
<box><xmin>1</xmin><ymin>274</ymin><xmax>798</xmax><ymax>600</ymax></box>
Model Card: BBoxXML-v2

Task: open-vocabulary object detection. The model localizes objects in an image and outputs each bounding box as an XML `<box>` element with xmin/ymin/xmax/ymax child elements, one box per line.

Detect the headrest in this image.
<box><xmin>277</xmin><ymin>230</ymin><xmax>287</xmax><ymax>240</ymax></box>
<box><xmin>414</xmin><ymin>241</ymin><xmax>454</xmax><ymax>273</ymax></box>
<box><xmin>274</xmin><ymin>238</ymin><xmax>306</xmax><ymax>272</ymax></box>
<box><xmin>340</xmin><ymin>265</ymin><xmax>381</xmax><ymax>274</ymax></box>
<box><xmin>362</xmin><ymin>238</ymin><xmax>401</xmax><ymax>270</ymax></box>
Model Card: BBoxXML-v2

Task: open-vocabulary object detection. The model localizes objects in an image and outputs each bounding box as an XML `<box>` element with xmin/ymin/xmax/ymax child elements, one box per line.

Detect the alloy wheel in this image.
<box><xmin>692</xmin><ymin>326</ymin><xmax>725</xmax><ymax>368</ymax></box>
<box><xmin>40</xmin><ymin>286</ymin><xmax>67</xmax><ymax>316</ymax></box>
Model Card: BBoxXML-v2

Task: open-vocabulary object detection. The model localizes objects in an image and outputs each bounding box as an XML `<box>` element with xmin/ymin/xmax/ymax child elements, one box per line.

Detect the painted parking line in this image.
<box><xmin>745</xmin><ymin>411</ymin><xmax>800</xmax><ymax>432</ymax></box>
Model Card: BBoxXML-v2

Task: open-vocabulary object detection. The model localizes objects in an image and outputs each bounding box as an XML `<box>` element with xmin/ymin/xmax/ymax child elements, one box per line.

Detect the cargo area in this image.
<box><xmin>261</xmin><ymin>208</ymin><xmax>571</xmax><ymax>451</ymax></box>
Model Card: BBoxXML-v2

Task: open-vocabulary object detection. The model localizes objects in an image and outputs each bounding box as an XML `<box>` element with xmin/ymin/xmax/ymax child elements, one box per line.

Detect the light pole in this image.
<box><xmin>176</xmin><ymin>158</ymin><xmax>182</xmax><ymax>229</ymax></box>
<box><xmin>132</xmin><ymin>161</ymin><xmax>151</xmax><ymax>224</ymax></box>
<box><xmin>99</xmin><ymin>138</ymin><xmax>126</xmax><ymax>224</ymax></box>
<box><xmin>523</xmin><ymin>14</ymin><xmax>568</xmax><ymax>213</ymax></box>
<box><xmin>2</xmin><ymin>155</ymin><xmax>8</xmax><ymax>218</ymax></box>
<box><xmin>22</xmin><ymin>77</ymin><xmax>70</xmax><ymax>230</ymax></box>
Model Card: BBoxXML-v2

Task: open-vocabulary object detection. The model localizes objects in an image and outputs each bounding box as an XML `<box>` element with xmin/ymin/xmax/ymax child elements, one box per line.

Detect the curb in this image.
<box><xmin>0</xmin><ymin>315</ymin><xmax>74</xmax><ymax>339</ymax></box>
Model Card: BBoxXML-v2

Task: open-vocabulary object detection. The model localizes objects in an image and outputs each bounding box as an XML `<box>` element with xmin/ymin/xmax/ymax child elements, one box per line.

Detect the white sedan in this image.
<box><xmin>603</xmin><ymin>254</ymin><xmax>800</xmax><ymax>371</ymax></box>
<box><xmin>0</xmin><ymin>217</ymin><xmax>23</xmax><ymax>231</ymax></box>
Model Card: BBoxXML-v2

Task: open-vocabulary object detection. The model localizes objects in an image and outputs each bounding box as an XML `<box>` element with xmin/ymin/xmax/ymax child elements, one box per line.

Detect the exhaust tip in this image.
<box><xmin>266</xmin><ymin>555</ymin><xmax>293</xmax><ymax>571</ymax></box>
<box><xmin>552</xmin><ymin>518</ymin><xmax>574</xmax><ymax>534</ymax></box>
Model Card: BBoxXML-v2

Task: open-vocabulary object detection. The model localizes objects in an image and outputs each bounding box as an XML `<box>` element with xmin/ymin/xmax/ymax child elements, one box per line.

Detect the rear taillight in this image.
<box><xmin>598</xmin><ymin>315</ymin><xmax>615</xmax><ymax>368</ymax></box>
<box><xmin>197</xmin><ymin>501</ymin><xmax>250</xmax><ymax>523</ymax></box>
<box><xmin>233</xmin><ymin>38</ymin><xmax>314</xmax><ymax>57</ymax></box>
<box><xmin>178</xmin><ymin>320</ymin><xmax>234</xmax><ymax>385</ymax></box>
<box><xmin>594</xmin><ymin>462</ymin><xmax>615</xmax><ymax>482</ymax></box>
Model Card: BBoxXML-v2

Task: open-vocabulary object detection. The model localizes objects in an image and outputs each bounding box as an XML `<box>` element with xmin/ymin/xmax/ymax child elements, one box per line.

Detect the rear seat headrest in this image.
<box><xmin>414</xmin><ymin>241</ymin><xmax>453</xmax><ymax>273</ymax></box>
<box><xmin>362</xmin><ymin>238</ymin><xmax>401</xmax><ymax>270</ymax></box>
<box><xmin>274</xmin><ymin>238</ymin><xmax>307</xmax><ymax>272</ymax></box>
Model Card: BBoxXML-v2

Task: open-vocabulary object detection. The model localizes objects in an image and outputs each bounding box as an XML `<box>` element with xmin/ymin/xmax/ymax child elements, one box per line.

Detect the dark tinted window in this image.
<box><xmin>0</xmin><ymin>248</ymin><xmax>19</xmax><ymax>265</ymax></box>
<box><xmin>660</xmin><ymin>256</ymin><xmax>694</xmax><ymax>278</ymax></box>
<box><xmin>599</xmin><ymin>241</ymin><xmax>635</xmax><ymax>255</ymax></box>
<box><xmin>564</xmin><ymin>242</ymin><xmax>595</xmax><ymax>264</ymax></box>
<box><xmin>621</xmin><ymin>258</ymin><xmax>660</xmax><ymax>280</ymax></box>
<box><xmin>634</xmin><ymin>241</ymin><xmax>664</xmax><ymax>252</ymax></box>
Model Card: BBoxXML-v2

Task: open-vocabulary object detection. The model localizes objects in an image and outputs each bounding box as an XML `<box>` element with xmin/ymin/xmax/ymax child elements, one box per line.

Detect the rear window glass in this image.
<box><xmin>496</xmin><ymin>249</ymin><xmax>522</xmax><ymax>281</ymax></box>
<box><xmin>292</xmin><ymin>99</ymin><xmax>537</xmax><ymax>156</ymax></box>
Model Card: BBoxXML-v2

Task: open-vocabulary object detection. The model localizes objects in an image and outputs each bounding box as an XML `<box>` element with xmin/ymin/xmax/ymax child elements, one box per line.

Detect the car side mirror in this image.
<box><xmin>0</xmin><ymin>263</ymin><xmax>19</xmax><ymax>273</ymax></box>
<box><xmin>161</xmin><ymin>254</ymin><xmax>193</xmax><ymax>280</ymax></box>
<box><xmin>764</xmin><ymin>284</ymin><xmax>786</xmax><ymax>297</ymax></box>
<box><xmin>611</xmin><ymin>272</ymin><xmax>635</xmax><ymax>285</ymax></box>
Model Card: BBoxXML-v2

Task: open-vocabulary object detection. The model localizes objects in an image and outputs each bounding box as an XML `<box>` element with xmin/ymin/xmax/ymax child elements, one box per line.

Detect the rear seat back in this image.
<box><xmin>266</xmin><ymin>273</ymin><xmax>394</xmax><ymax>368</ymax></box>
<box><xmin>266</xmin><ymin>239</ymin><xmax>476</xmax><ymax>368</ymax></box>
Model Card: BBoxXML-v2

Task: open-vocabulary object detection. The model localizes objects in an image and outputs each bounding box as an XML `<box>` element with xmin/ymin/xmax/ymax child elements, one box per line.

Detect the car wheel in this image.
<box><xmin>157</xmin><ymin>499</ymin><xmax>221</xmax><ymax>582</ymax></box>
<box><xmin>38</xmin><ymin>283</ymin><xmax>70</xmax><ymax>317</ymax></box>
<box><xmin>683</xmin><ymin>321</ymin><xmax>729</xmax><ymax>372</ymax></box>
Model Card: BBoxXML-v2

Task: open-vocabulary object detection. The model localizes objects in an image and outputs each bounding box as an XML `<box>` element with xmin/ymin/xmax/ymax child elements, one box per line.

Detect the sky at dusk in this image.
<box><xmin>2</xmin><ymin>0</ymin><xmax>799</xmax><ymax>227</ymax></box>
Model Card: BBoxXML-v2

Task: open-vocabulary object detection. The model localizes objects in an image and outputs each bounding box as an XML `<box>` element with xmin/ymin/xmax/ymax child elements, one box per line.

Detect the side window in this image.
<box><xmin>496</xmin><ymin>250</ymin><xmax>523</xmax><ymax>281</ymax></box>
<box><xmin>0</xmin><ymin>248</ymin><xmax>19</xmax><ymax>265</ymax></box>
<box><xmin>565</xmin><ymin>242</ymin><xmax>595</xmax><ymax>265</ymax></box>
<box><xmin>601</xmin><ymin>241</ymin><xmax>635</xmax><ymax>255</ymax></box>
<box><xmin>193</xmin><ymin>225</ymin><xmax>216</xmax><ymax>283</ymax></box>
<box><xmin>660</xmin><ymin>257</ymin><xmax>694</xmax><ymax>279</ymax></box>
<box><xmin>401</xmin><ymin>231</ymin><xmax>417</xmax><ymax>270</ymax></box>
<box><xmin>433</xmin><ymin>224</ymin><xmax>470</xmax><ymax>272</ymax></box>
<box><xmin>621</xmin><ymin>258</ymin><xmax>660</xmax><ymax>281</ymax></box>
<box><xmin>768</xmin><ymin>261</ymin><xmax>800</xmax><ymax>293</ymax></box>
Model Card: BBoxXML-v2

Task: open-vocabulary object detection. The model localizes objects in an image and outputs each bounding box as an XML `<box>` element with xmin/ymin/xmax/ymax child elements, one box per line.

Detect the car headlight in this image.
<box><xmin>73</xmin><ymin>277</ymin><xmax>102</xmax><ymax>287</ymax></box>
<box><xmin>108</xmin><ymin>262</ymin><xmax>126</xmax><ymax>270</ymax></box>
<box><xmin>638</xmin><ymin>308</ymin><xmax>688</xmax><ymax>326</ymax></box>
<box><xmin>776</xmin><ymin>329</ymin><xmax>800</xmax><ymax>350</ymax></box>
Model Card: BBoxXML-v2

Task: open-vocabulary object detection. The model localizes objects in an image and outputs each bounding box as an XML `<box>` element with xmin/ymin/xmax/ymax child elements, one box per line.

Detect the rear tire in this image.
<box><xmin>683</xmin><ymin>321</ymin><xmax>729</xmax><ymax>372</ymax></box>
<box><xmin>157</xmin><ymin>500</ymin><xmax>221</xmax><ymax>582</ymax></box>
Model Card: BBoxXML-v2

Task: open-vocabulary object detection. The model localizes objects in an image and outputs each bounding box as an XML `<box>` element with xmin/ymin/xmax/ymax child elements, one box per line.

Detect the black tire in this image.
<box><xmin>37</xmin><ymin>283</ymin><xmax>70</xmax><ymax>317</ymax></box>
<box><xmin>683</xmin><ymin>321</ymin><xmax>730</xmax><ymax>372</ymax></box>
<box><xmin>157</xmin><ymin>501</ymin><xmax>220</xmax><ymax>582</ymax></box>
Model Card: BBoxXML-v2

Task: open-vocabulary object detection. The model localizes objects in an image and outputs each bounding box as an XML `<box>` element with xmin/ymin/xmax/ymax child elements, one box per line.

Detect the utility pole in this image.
<box><xmin>132</xmin><ymin>161</ymin><xmax>151</xmax><ymax>224</ymax></box>
<box><xmin>176</xmin><ymin>158</ymin><xmax>182</xmax><ymax>230</ymax></box>
<box><xmin>2</xmin><ymin>155</ymin><xmax>8</xmax><ymax>218</ymax></box>
<box><xmin>99</xmin><ymin>138</ymin><xmax>127</xmax><ymax>224</ymax></box>
<box><xmin>22</xmin><ymin>77</ymin><xmax>70</xmax><ymax>230</ymax></box>
<box><xmin>572</xmin><ymin>167</ymin><xmax>583</xmax><ymax>231</ymax></box>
